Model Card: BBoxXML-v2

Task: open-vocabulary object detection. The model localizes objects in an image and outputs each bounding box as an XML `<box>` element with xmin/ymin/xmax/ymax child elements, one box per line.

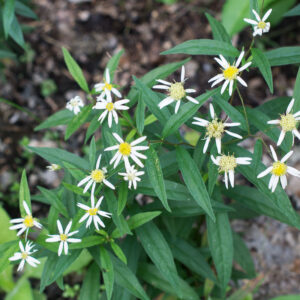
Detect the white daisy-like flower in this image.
<box><xmin>192</xmin><ymin>104</ymin><xmax>243</xmax><ymax>154</ymax></box>
<box><xmin>9</xmin><ymin>241</ymin><xmax>40</xmax><ymax>272</ymax></box>
<box><xmin>105</xmin><ymin>133</ymin><xmax>149</xmax><ymax>169</ymax></box>
<box><xmin>77</xmin><ymin>154</ymin><xmax>115</xmax><ymax>196</ymax></box>
<box><xmin>267</xmin><ymin>98</ymin><xmax>300</xmax><ymax>146</ymax></box>
<box><xmin>46</xmin><ymin>220</ymin><xmax>81</xmax><ymax>256</ymax></box>
<box><xmin>244</xmin><ymin>9</ymin><xmax>272</xmax><ymax>36</ymax></box>
<box><xmin>153</xmin><ymin>66</ymin><xmax>199</xmax><ymax>114</ymax></box>
<box><xmin>66</xmin><ymin>96</ymin><xmax>84</xmax><ymax>115</ymax></box>
<box><xmin>257</xmin><ymin>145</ymin><xmax>300</xmax><ymax>192</ymax></box>
<box><xmin>208</xmin><ymin>51</ymin><xmax>252</xmax><ymax>96</ymax></box>
<box><xmin>211</xmin><ymin>154</ymin><xmax>252</xmax><ymax>189</ymax></box>
<box><xmin>46</xmin><ymin>164</ymin><xmax>61</xmax><ymax>171</ymax></box>
<box><xmin>93</xmin><ymin>97</ymin><xmax>130</xmax><ymax>128</ymax></box>
<box><xmin>118</xmin><ymin>165</ymin><xmax>145</xmax><ymax>189</ymax></box>
<box><xmin>77</xmin><ymin>195</ymin><xmax>111</xmax><ymax>230</ymax></box>
<box><xmin>9</xmin><ymin>201</ymin><xmax>42</xmax><ymax>237</ymax></box>
<box><xmin>94</xmin><ymin>69</ymin><xmax>121</xmax><ymax>101</ymax></box>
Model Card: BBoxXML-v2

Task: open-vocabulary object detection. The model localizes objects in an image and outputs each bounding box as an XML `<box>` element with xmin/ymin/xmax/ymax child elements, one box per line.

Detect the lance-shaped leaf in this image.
<box><xmin>79</xmin><ymin>263</ymin><xmax>100</xmax><ymax>300</ymax></box>
<box><xmin>265</xmin><ymin>46</ymin><xmax>300</xmax><ymax>66</ymax></box>
<box><xmin>100</xmin><ymin>247</ymin><xmax>114</xmax><ymax>300</ymax></box>
<box><xmin>3</xmin><ymin>0</ymin><xmax>15</xmax><ymax>38</ymax></box>
<box><xmin>106</xmin><ymin>49</ymin><xmax>124</xmax><ymax>81</ymax></box>
<box><xmin>19</xmin><ymin>170</ymin><xmax>31</xmax><ymax>217</ymax></box>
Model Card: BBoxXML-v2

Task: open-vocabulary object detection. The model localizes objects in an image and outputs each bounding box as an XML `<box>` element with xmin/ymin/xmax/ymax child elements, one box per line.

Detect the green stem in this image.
<box><xmin>236</xmin><ymin>87</ymin><xmax>251</xmax><ymax>135</ymax></box>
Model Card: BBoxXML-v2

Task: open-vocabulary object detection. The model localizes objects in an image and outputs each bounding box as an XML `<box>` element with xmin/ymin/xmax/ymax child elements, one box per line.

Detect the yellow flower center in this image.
<box><xmin>272</xmin><ymin>161</ymin><xmax>287</xmax><ymax>176</ymax></box>
<box><xmin>206</xmin><ymin>119</ymin><xmax>225</xmax><ymax>138</ymax></box>
<box><xmin>21</xmin><ymin>252</ymin><xmax>28</xmax><ymax>260</ymax></box>
<box><xmin>257</xmin><ymin>21</ymin><xmax>266</xmax><ymax>29</ymax></box>
<box><xmin>106</xmin><ymin>102</ymin><xmax>114</xmax><ymax>111</ymax></box>
<box><xmin>223</xmin><ymin>66</ymin><xmax>239</xmax><ymax>80</ymax></box>
<box><xmin>119</xmin><ymin>142</ymin><xmax>131</xmax><ymax>156</ymax></box>
<box><xmin>103</xmin><ymin>81</ymin><xmax>112</xmax><ymax>91</ymax></box>
<box><xmin>91</xmin><ymin>169</ymin><xmax>105</xmax><ymax>183</ymax></box>
<box><xmin>279</xmin><ymin>114</ymin><xmax>297</xmax><ymax>132</ymax></box>
<box><xmin>169</xmin><ymin>82</ymin><xmax>186</xmax><ymax>101</ymax></box>
<box><xmin>23</xmin><ymin>215</ymin><xmax>34</xmax><ymax>228</ymax></box>
<box><xmin>218</xmin><ymin>155</ymin><xmax>237</xmax><ymax>173</ymax></box>
<box><xmin>71</xmin><ymin>100</ymin><xmax>79</xmax><ymax>107</ymax></box>
<box><xmin>88</xmin><ymin>208</ymin><xmax>98</xmax><ymax>216</ymax></box>
<box><xmin>127</xmin><ymin>172</ymin><xmax>135</xmax><ymax>181</ymax></box>
<box><xmin>60</xmin><ymin>234</ymin><xmax>68</xmax><ymax>241</ymax></box>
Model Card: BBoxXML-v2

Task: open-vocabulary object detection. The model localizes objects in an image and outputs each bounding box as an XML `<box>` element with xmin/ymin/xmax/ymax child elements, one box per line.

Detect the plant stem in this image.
<box><xmin>236</xmin><ymin>87</ymin><xmax>250</xmax><ymax>135</ymax></box>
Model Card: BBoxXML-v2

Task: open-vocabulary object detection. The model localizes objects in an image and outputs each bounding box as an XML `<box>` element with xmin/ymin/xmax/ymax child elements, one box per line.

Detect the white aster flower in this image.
<box><xmin>257</xmin><ymin>145</ymin><xmax>300</xmax><ymax>192</ymax></box>
<box><xmin>153</xmin><ymin>66</ymin><xmax>199</xmax><ymax>114</ymax></box>
<box><xmin>77</xmin><ymin>154</ymin><xmax>115</xmax><ymax>196</ymax></box>
<box><xmin>267</xmin><ymin>98</ymin><xmax>300</xmax><ymax>146</ymax></box>
<box><xmin>10</xmin><ymin>201</ymin><xmax>42</xmax><ymax>237</ymax></box>
<box><xmin>93</xmin><ymin>97</ymin><xmax>130</xmax><ymax>128</ymax></box>
<box><xmin>77</xmin><ymin>195</ymin><xmax>111</xmax><ymax>230</ymax></box>
<box><xmin>119</xmin><ymin>165</ymin><xmax>145</xmax><ymax>189</ymax></box>
<box><xmin>192</xmin><ymin>103</ymin><xmax>243</xmax><ymax>154</ymax></box>
<box><xmin>66</xmin><ymin>96</ymin><xmax>84</xmax><ymax>115</ymax></box>
<box><xmin>105</xmin><ymin>133</ymin><xmax>149</xmax><ymax>169</ymax></box>
<box><xmin>46</xmin><ymin>164</ymin><xmax>61</xmax><ymax>171</ymax></box>
<box><xmin>46</xmin><ymin>220</ymin><xmax>81</xmax><ymax>256</ymax></box>
<box><xmin>94</xmin><ymin>68</ymin><xmax>121</xmax><ymax>101</ymax></box>
<box><xmin>244</xmin><ymin>9</ymin><xmax>272</xmax><ymax>36</ymax></box>
<box><xmin>9</xmin><ymin>241</ymin><xmax>40</xmax><ymax>272</ymax></box>
<box><xmin>208</xmin><ymin>51</ymin><xmax>252</xmax><ymax>95</ymax></box>
<box><xmin>211</xmin><ymin>154</ymin><xmax>252</xmax><ymax>189</ymax></box>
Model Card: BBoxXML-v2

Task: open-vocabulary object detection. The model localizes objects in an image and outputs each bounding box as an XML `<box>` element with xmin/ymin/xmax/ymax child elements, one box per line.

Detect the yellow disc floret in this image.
<box><xmin>88</xmin><ymin>208</ymin><xmax>98</xmax><ymax>216</ymax></box>
<box><xmin>91</xmin><ymin>169</ymin><xmax>105</xmax><ymax>183</ymax></box>
<box><xmin>119</xmin><ymin>142</ymin><xmax>131</xmax><ymax>156</ymax></box>
<box><xmin>271</xmin><ymin>161</ymin><xmax>287</xmax><ymax>176</ymax></box>
<box><xmin>223</xmin><ymin>66</ymin><xmax>239</xmax><ymax>81</ymax></box>
<box><xmin>218</xmin><ymin>155</ymin><xmax>237</xmax><ymax>173</ymax></box>
<box><xmin>21</xmin><ymin>252</ymin><xmax>28</xmax><ymax>260</ymax></box>
<box><xmin>23</xmin><ymin>215</ymin><xmax>34</xmax><ymax>228</ymax></box>
<box><xmin>257</xmin><ymin>21</ymin><xmax>266</xmax><ymax>29</ymax></box>
<box><xmin>206</xmin><ymin>119</ymin><xmax>225</xmax><ymax>138</ymax></box>
<box><xmin>106</xmin><ymin>102</ymin><xmax>114</xmax><ymax>111</ymax></box>
<box><xmin>169</xmin><ymin>82</ymin><xmax>186</xmax><ymax>101</ymax></box>
<box><xmin>103</xmin><ymin>81</ymin><xmax>112</xmax><ymax>91</ymax></box>
<box><xmin>60</xmin><ymin>234</ymin><xmax>68</xmax><ymax>241</ymax></box>
<box><xmin>279</xmin><ymin>114</ymin><xmax>297</xmax><ymax>132</ymax></box>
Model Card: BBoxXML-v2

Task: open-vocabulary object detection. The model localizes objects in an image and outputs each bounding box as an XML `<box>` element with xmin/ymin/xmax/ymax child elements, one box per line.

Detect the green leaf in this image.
<box><xmin>145</xmin><ymin>145</ymin><xmax>170</xmax><ymax>211</ymax></box>
<box><xmin>100</xmin><ymin>247</ymin><xmax>114</xmax><ymax>300</ymax></box>
<box><xmin>19</xmin><ymin>170</ymin><xmax>31</xmax><ymax>217</ymax></box>
<box><xmin>65</xmin><ymin>105</ymin><xmax>92</xmax><ymax>140</ymax></box>
<box><xmin>206</xmin><ymin>212</ymin><xmax>233</xmax><ymax>293</ymax></box>
<box><xmin>270</xmin><ymin>296</ymin><xmax>300</xmax><ymax>300</ymax></box>
<box><xmin>0</xmin><ymin>49</ymin><xmax>16</xmax><ymax>59</ymax></box>
<box><xmin>5</xmin><ymin>278</ymin><xmax>33</xmax><ymax>300</ymax></box>
<box><xmin>136</xmin><ymin>92</ymin><xmax>145</xmax><ymax>134</ymax></box>
<box><xmin>117</xmin><ymin>181</ymin><xmax>128</xmax><ymax>215</ymax></box>
<box><xmin>62</xmin><ymin>47</ymin><xmax>89</xmax><ymax>92</ymax></box>
<box><xmin>15</xmin><ymin>1</ymin><xmax>37</xmax><ymax>19</ymax></box>
<box><xmin>284</xmin><ymin>4</ymin><xmax>300</xmax><ymax>16</ymax></box>
<box><xmin>293</xmin><ymin>66</ymin><xmax>300</xmax><ymax>112</ymax></box>
<box><xmin>34</xmin><ymin>110</ymin><xmax>73</xmax><ymax>131</ymax></box>
<box><xmin>208</xmin><ymin>146</ymin><xmax>218</xmax><ymax>196</ymax></box>
<box><xmin>176</xmin><ymin>147</ymin><xmax>215</xmax><ymax>221</ymax></box>
<box><xmin>3</xmin><ymin>0</ymin><xmax>15</xmax><ymax>39</ymax></box>
<box><xmin>161</xmin><ymin>39</ymin><xmax>239</xmax><ymax>57</ymax></box>
<box><xmin>0</xmin><ymin>207</ymin><xmax>17</xmax><ymax>244</ymax></box>
<box><xmin>79</xmin><ymin>263</ymin><xmax>100</xmax><ymax>300</ymax></box>
<box><xmin>111</xmin><ymin>242</ymin><xmax>127</xmax><ymax>265</ymax></box>
<box><xmin>252</xmin><ymin>48</ymin><xmax>273</xmax><ymax>93</ymax></box>
<box><xmin>162</xmin><ymin>89</ymin><xmax>218</xmax><ymax>137</ymax></box>
<box><xmin>265</xmin><ymin>47</ymin><xmax>300</xmax><ymax>66</ymax></box>
<box><xmin>89</xmin><ymin>137</ymin><xmax>96</xmax><ymax>169</ymax></box>
<box><xmin>9</xmin><ymin>16</ymin><xmax>25</xmax><ymax>47</ymax></box>
<box><xmin>250</xmin><ymin>0</ymin><xmax>259</xmax><ymax>19</ymax></box>
<box><xmin>106</xmin><ymin>49</ymin><xmax>124</xmax><ymax>81</ymax></box>
<box><xmin>136</xmin><ymin>222</ymin><xmax>180</xmax><ymax>292</ymax></box>
<box><xmin>205</xmin><ymin>13</ymin><xmax>231</xmax><ymax>44</ymax></box>
<box><xmin>0</xmin><ymin>241</ymin><xmax>19</xmax><ymax>274</ymax></box>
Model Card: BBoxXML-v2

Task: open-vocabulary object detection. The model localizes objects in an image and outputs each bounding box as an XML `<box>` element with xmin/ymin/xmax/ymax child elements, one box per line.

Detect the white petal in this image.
<box><xmin>158</xmin><ymin>97</ymin><xmax>174</xmax><ymax>109</ymax></box>
<box><xmin>103</xmin><ymin>179</ymin><xmax>115</xmax><ymax>190</ymax></box>
<box><xmin>286</xmin><ymin>98</ymin><xmax>295</xmax><ymax>114</ymax></box>
<box><xmin>23</xmin><ymin>201</ymin><xmax>31</xmax><ymax>216</ymax></box>
<box><xmin>293</xmin><ymin>129</ymin><xmax>300</xmax><ymax>140</ymax></box>
<box><xmin>224</xmin><ymin>122</ymin><xmax>240</xmax><ymax>127</ymax></box>
<box><xmin>215</xmin><ymin>138</ymin><xmax>221</xmax><ymax>154</ymax></box>
<box><xmin>236</xmin><ymin>157</ymin><xmax>252</xmax><ymax>165</ymax></box>
<box><xmin>64</xmin><ymin>241</ymin><xmax>69</xmax><ymax>255</ymax></box>
<box><xmin>153</xmin><ymin>85</ymin><xmax>170</xmax><ymax>90</ymax></box>
<box><xmin>257</xmin><ymin>166</ymin><xmax>273</xmax><ymax>178</ymax></box>
<box><xmin>186</xmin><ymin>96</ymin><xmax>199</xmax><ymax>104</ymax></box>
<box><xmin>237</xmin><ymin>76</ymin><xmax>247</xmax><ymax>87</ymax></box>
<box><xmin>105</xmin><ymin>69</ymin><xmax>110</xmax><ymax>83</ymax></box>
<box><xmin>277</xmin><ymin>131</ymin><xmax>286</xmax><ymax>146</ymax></box>
<box><xmin>67</xmin><ymin>238</ymin><xmax>81</xmax><ymax>243</ymax></box>
<box><xmin>83</xmin><ymin>179</ymin><xmax>93</xmax><ymax>194</ymax></box>
<box><xmin>229</xmin><ymin>170</ymin><xmax>235</xmax><ymax>187</ymax></box>
<box><xmin>229</xmin><ymin>80</ymin><xmax>234</xmax><ymax>96</ymax></box>
<box><xmin>271</xmin><ymin>176</ymin><xmax>279</xmax><ymax>193</ymax></box>
<box><xmin>225</xmin><ymin>130</ymin><xmax>242</xmax><ymax>139</ymax></box>
<box><xmin>280</xmin><ymin>175</ymin><xmax>287</xmax><ymax>189</ymax></box>
<box><xmin>131</xmin><ymin>136</ymin><xmax>147</xmax><ymax>146</ymax></box>
<box><xmin>17</xmin><ymin>260</ymin><xmax>25</xmax><ymax>272</ymax></box>
<box><xmin>270</xmin><ymin>145</ymin><xmax>278</xmax><ymax>161</ymax></box>
<box><xmin>57</xmin><ymin>220</ymin><xmax>63</xmax><ymax>235</ymax></box>
<box><xmin>65</xmin><ymin>221</ymin><xmax>72</xmax><ymax>234</ymax></box>
<box><xmin>105</xmin><ymin>145</ymin><xmax>119</xmax><ymax>152</ymax></box>
<box><xmin>244</xmin><ymin>18</ymin><xmax>258</xmax><ymax>25</ymax></box>
<box><xmin>210</xmin><ymin>155</ymin><xmax>219</xmax><ymax>166</ymax></box>
<box><xmin>267</xmin><ymin>119</ymin><xmax>280</xmax><ymax>125</ymax></box>
<box><xmin>224</xmin><ymin>172</ymin><xmax>228</xmax><ymax>189</ymax></box>
<box><xmin>262</xmin><ymin>9</ymin><xmax>272</xmax><ymax>21</ymax></box>
<box><xmin>221</xmin><ymin>80</ymin><xmax>229</xmax><ymax>94</ymax></box>
<box><xmin>252</xmin><ymin>9</ymin><xmax>261</xmax><ymax>22</ymax></box>
<box><xmin>96</xmin><ymin>154</ymin><xmax>102</xmax><ymax>169</ymax></box>
<box><xmin>79</xmin><ymin>213</ymin><xmax>90</xmax><ymax>223</ymax></box>
<box><xmin>46</xmin><ymin>235</ymin><xmax>61</xmax><ymax>242</ymax></box>
<box><xmin>287</xmin><ymin>166</ymin><xmax>300</xmax><ymax>177</ymax></box>
<box><xmin>268</xmin><ymin>174</ymin><xmax>275</xmax><ymax>189</ymax></box>
<box><xmin>181</xmin><ymin>65</ymin><xmax>185</xmax><ymax>82</ymax></box>
<box><xmin>130</xmin><ymin>154</ymin><xmax>144</xmax><ymax>168</ymax></box>
<box><xmin>156</xmin><ymin>79</ymin><xmax>171</xmax><ymax>86</ymax></box>
<box><xmin>10</xmin><ymin>218</ymin><xmax>24</xmax><ymax>223</ymax></box>
<box><xmin>185</xmin><ymin>88</ymin><xmax>196</xmax><ymax>93</ymax></box>
<box><xmin>211</xmin><ymin>76</ymin><xmax>225</xmax><ymax>87</ymax></box>
<box><xmin>203</xmin><ymin>137</ymin><xmax>210</xmax><ymax>153</ymax></box>
<box><xmin>112</xmin><ymin>88</ymin><xmax>122</xmax><ymax>98</ymax></box>
<box><xmin>108</xmin><ymin>111</ymin><xmax>113</xmax><ymax>128</ymax></box>
<box><xmin>175</xmin><ymin>101</ymin><xmax>181</xmax><ymax>114</ymax></box>
<box><xmin>208</xmin><ymin>73</ymin><xmax>223</xmax><ymax>83</ymax></box>
<box><xmin>77</xmin><ymin>176</ymin><xmax>91</xmax><ymax>187</ymax></box>
<box><xmin>112</xmin><ymin>132</ymin><xmax>124</xmax><ymax>143</ymax></box>
<box><xmin>236</xmin><ymin>51</ymin><xmax>245</xmax><ymax>68</ymax></box>
<box><xmin>281</xmin><ymin>151</ymin><xmax>293</xmax><ymax>163</ymax></box>
<box><xmin>209</xmin><ymin>103</ymin><xmax>215</xmax><ymax>119</ymax></box>
<box><xmin>58</xmin><ymin>241</ymin><xmax>63</xmax><ymax>256</ymax></box>
<box><xmin>238</xmin><ymin>62</ymin><xmax>252</xmax><ymax>72</ymax></box>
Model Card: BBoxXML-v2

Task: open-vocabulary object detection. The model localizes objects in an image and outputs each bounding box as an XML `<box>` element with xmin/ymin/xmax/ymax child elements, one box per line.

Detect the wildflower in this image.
<box><xmin>94</xmin><ymin>69</ymin><xmax>121</xmax><ymax>101</ymax></box>
<box><xmin>10</xmin><ymin>201</ymin><xmax>42</xmax><ymax>237</ymax></box>
<box><xmin>267</xmin><ymin>98</ymin><xmax>300</xmax><ymax>146</ymax></box>
<box><xmin>9</xmin><ymin>241</ymin><xmax>40</xmax><ymax>272</ymax></box>
<box><xmin>153</xmin><ymin>66</ymin><xmax>199</xmax><ymax>114</ymax></box>
<box><xmin>66</xmin><ymin>96</ymin><xmax>84</xmax><ymax>115</ymax></box>
<box><xmin>119</xmin><ymin>165</ymin><xmax>145</xmax><ymax>189</ymax></box>
<box><xmin>244</xmin><ymin>9</ymin><xmax>272</xmax><ymax>36</ymax></box>
<box><xmin>47</xmin><ymin>164</ymin><xmax>61</xmax><ymax>171</ymax></box>
<box><xmin>105</xmin><ymin>133</ymin><xmax>149</xmax><ymax>169</ymax></box>
<box><xmin>208</xmin><ymin>51</ymin><xmax>252</xmax><ymax>95</ymax></box>
<box><xmin>93</xmin><ymin>97</ymin><xmax>130</xmax><ymax>128</ymax></box>
<box><xmin>257</xmin><ymin>145</ymin><xmax>300</xmax><ymax>192</ymax></box>
<box><xmin>46</xmin><ymin>220</ymin><xmax>81</xmax><ymax>256</ymax></box>
<box><xmin>77</xmin><ymin>154</ymin><xmax>115</xmax><ymax>196</ymax></box>
<box><xmin>192</xmin><ymin>104</ymin><xmax>242</xmax><ymax>153</ymax></box>
<box><xmin>211</xmin><ymin>154</ymin><xmax>252</xmax><ymax>189</ymax></box>
<box><xmin>77</xmin><ymin>195</ymin><xmax>111</xmax><ymax>230</ymax></box>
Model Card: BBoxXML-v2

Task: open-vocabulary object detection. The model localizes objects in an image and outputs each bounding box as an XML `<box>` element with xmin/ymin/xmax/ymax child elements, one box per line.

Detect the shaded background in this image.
<box><xmin>1</xmin><ymin>0</ymin><xmax>300</xmax><ymax>299</ymax></box>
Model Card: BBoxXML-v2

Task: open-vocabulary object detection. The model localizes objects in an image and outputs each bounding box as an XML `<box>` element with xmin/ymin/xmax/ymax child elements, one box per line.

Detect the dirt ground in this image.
<box><xmin>1</xmin><ymin>0</ymin><xmax>300</xmax><ymax>299</ymax></box>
